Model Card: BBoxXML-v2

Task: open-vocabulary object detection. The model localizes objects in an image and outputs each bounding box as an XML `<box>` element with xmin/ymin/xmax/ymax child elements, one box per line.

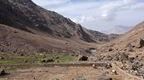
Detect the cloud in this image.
<box><xmin>32</xmin><ymin>0</ymin><xmax>144</xmax><ymax>34</ymax></box>
<box><xmin>32</xmin><ymin>0</ymin><xmax>70</xmax><ymax>7</ymax></box>
<box><xmin>106</xmin><ymin>25</ymin><xmax>132</xmax><ymax>34</ymax></box>
<box><xmin>99</xmin><ymin>0</ymin><xmax>142</xmax><ymax>21</ymax></box>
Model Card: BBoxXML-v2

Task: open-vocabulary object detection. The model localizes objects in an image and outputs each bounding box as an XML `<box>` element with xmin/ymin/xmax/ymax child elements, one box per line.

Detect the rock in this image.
<box><xmin>0</xmin><ymin>69</ymin><xmax>6</xmax><ymax>76</ymax></box>
<box><xmin>85</xmin><ymin>48</ymin><xmax>96</xmax><ymax>54</ymax></box>
<box><xmin>131</xmin><ymin>61</ymin><xmax>143</xmax><ymax>71</ymax></box>
<box><xmin>92</xmin><ymin>64</ymin><xmax>97</xmax><ymax>69</ymax></box>
<box><xmin>139</xmin><ymin>39</ymin><xmax>144</xmax><ymax>48</ymax></box>
<box><xmin>89</xmin><ymin>48</ymin><xmax>96</xmax><ymax>53</ymax></box>
<box><xmin>105</xmin><ymin>63</ymin><xmax>112</xmax><ymax>69</ymax></box>
<box><xmin>108</xmin><ymin>48</ymin><xmax>113</xmax><ymax>52</ymax></box>
<box><xmin>112</xmin><ymin>52</ymin><xmax>128</xmax><ymax>62</ymax></box>
<box><xmin>41</xmin><ymin>58</ymin><xmax>55</xmax><ymax>63</ymax></box>
<box><xmin>128</xmin><ymin>56</ymin><xmax>135</xmax><ymax>63</ymax></box>
<box><xmin>47</xmin><ymin>59</ymin><xmax>55</xmax><ymax>62</ymax></box>
<box><xmin>97</xmin><ymin>76</ymin><xmax>113</xmax><ymax>80</ymax></box>
<box><xmin>0</xmin><ymin>56</ymin><xmax>4</xmax><ymax>60</ymax></box>
<box><xmin>55</xmin><ymin>56</ymin><xmax>59</xmax><ymax>59</ymax></box>
<box><xmin>104</xmin><ymin>56</ymin><xmax>113</xmax><ymax>61</ymax></box>
<box><xmin>112</xmin><ymin>70</ymin><xmax>117</xmax><ymax>75</ymax></box>
<box><xmin>20</xmin><ymin>53</ymin><xmax>24</xmax><ymax>56</ymax></box>
<box><xmin>78</xmin><ymin>55</ymin><xmax>88</xmax><ymax>61</ymax></box>
<box><xmin>127</xmin><ymin>43</ymin><xmax>134</xmax><ymax>52</ymax></box>
<box><xmin>138</xmin><ymin>68</ymin><xmax>144</xmax><ymax>75</ymax></box>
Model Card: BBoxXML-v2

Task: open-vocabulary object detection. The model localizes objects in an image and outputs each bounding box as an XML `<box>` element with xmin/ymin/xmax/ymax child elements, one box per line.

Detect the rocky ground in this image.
<box><xmin>92</xmin><ymin>50</ymin><xmax>144</xmax><ymax>80</ymax></box>
<box><xmin>0</xmin><ymin>0</ymin><xmax>144</xmax><ymax>80</ymax></box>
<box><xmin>0</xmin><ymin>66</ymin><xmax>119</xmax><ymax>80</ymax></box>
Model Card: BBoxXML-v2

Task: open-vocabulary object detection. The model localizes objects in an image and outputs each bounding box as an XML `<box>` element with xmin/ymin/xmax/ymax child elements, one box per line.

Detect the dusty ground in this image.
<box><xmin>1</xmin><ymin>62</ymin><xmax>143</xmax><ymax>80</ymax></box>
<box><xmin>2</xmin><ymin>66</ymin><xmax>111</xmax><ymax>80</ymax></box>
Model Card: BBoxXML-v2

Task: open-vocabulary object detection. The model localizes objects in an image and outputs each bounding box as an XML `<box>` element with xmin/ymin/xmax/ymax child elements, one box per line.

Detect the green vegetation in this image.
<box><xmin>0</xmin><ymin>52</ymin><xmax>78</xmax><ymax>71</ymax></box>
<box><xmin>0</xmin><ymin>52</ymin><xmax>77</xmax><ymax>65</ymax></box>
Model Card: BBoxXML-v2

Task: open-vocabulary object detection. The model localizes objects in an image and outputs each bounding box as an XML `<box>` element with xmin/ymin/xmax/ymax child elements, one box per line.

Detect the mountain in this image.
<box><xmin>0</xmin><ymin>0</ymin><xmax>115</xmax><ymax>54</ymax></box>
<box><xmin>0</xmin><ymin>23</ymin><xmax>93</xmax><ymax>54</ymax></box>
<box><xmin>104</xmin><ymin>22</ymin><xmax>144</xmax><ymax>51</ymax></box>
<box><xmin>0</xmin><ymin>0</ymin><xmax>113</xmax><ymax>43</ymax></box>
<box><xmin>87</xmin><ymin>30</ymin><xmax>119</xmax><ymax>42</ymax></box>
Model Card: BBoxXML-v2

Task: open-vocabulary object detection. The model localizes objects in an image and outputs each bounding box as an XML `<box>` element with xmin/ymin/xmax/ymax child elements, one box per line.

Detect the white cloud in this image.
<box><xmin>32</xmin><ymin>0</ymin><xmax>70</xmax><ymax>6</ymax></box>
<box><xmin>99</xmin><ymin>0</ymin><xmax>141</xmax><ymax>21</ymax></box>
<box><xmin>32</xmin><ymin>0</ymin><xmax>144</xmax><ymax>34</ymax></box>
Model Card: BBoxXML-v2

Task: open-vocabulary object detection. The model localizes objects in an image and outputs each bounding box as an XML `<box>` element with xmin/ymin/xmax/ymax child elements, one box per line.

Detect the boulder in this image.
<box><xmin>0</xmin><ymin>69</ymin><xmax>6</xmax><ymax>76</ymax></box>
<box><xmin>139</xmin><ymin>39</ymin><xmax>144</xmax><ymax>48</ymax></box>
<box><xmin>105</xmin><ymin>63</ymin><xmax>112</xmax><ymax>69</ymax></box>
<box><xmin>78</xmin><ymin>56</ymin><xmax>88</xmax><ymax>61</ymax></box>
<box><xmin>111</xmin><ymin>70</ymin><xmax>117</xmax><ymax>75</ymax></box>
<box><xmin>108</xmin><ymin>48</ymin><xmax>113</xmax><ymax>52</ymax></box>
<box><xmin>0</xmin><ymin>56</ymin><xmax>4</xmax><ymax>60</ymax></box>
<box><xmin>85</xmin><ymin>48</ymin><xmax>96</xmax><ymax>54</ymax></box>
<box><xmin>127</xmin><ymin>43</ymin><xmax>134</xmax><ymax>52</ymax></box>
<box><xmin>92</xmin><ymin>64</ymin><xmax>97</xmax><ymax>69</ymax></box>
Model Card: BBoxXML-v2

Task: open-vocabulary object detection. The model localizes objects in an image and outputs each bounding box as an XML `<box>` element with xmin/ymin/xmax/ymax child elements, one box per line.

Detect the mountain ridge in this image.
<box><xmin>102</xmin><ymin>22</ymin><xmax>144</xmax><ymax>52</ymax></box>
<box><xmin>0</xmin><ymin>0</ymin><xmax>118</xmax><ymax>51</ymax></box>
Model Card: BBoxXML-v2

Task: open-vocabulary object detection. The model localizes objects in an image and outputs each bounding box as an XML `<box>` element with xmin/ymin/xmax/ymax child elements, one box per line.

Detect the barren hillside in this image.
<box><xmin>0</xmin><ymin>24</ymin><xmax>96</xmax><ymax>54</ymax></box>
<box><xmin>0</xmin><ymin>0</ymin><xmax>118</xmax><ymax>54</ymax></box>
<box><xmin>0</xmin><ymin>0</ymin><xmax>113</xmax><ymax>43</ymax></box>
<box><xmin>101</xmin><ymin>22</ymin><xmax>144</xmax><ymax>52</ymax></box>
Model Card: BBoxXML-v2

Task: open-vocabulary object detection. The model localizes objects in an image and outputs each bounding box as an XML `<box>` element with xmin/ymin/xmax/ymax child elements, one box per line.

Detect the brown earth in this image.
<box><xmin>0</xmin><ymin>24</ymin><xmax>97</xmax><ymax>55</ymax></box>
<box><xmin>1</xmin><ymin>0</ymin><xmax>144</xmax><ymax>80</ymax></box>
<box><xmin>101</xmin><ymin>22</ymin><xmax>144</xmax><ymax>52</ymax></box>
<box><xmin>3</xmin><ymin>67</ymin><xmax>105</xmax><ymax>80</ymax></box>
<box><xmin>2</xmin><ymin>62</ymin><xmax>143</xmax><ymax>80</ymax></box>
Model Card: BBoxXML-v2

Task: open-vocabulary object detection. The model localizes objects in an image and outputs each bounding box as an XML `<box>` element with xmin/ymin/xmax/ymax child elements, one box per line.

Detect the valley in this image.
<box><xmin>0</xmin><ymin>0</ymin><xmax>144</xmax><ymax>80</ymax></box>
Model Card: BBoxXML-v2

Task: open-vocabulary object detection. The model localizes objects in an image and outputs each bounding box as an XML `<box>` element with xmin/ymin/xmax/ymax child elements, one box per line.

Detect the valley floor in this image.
<box><xmin>1</xmin><ymin>62</ymin><xmax>143</xmax><ymax>80</ymax></box>
<box><xmin>1</xmin><ymin>66</ymin><xmax>113</xmax><ymax>80</ymax></box>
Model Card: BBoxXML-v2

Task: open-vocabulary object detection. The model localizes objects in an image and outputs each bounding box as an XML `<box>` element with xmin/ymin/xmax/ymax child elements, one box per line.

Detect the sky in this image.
<box><xmin>32</xmin><ymin>0</ymin><xmax>144</xmax><ymax>34</ymax></box>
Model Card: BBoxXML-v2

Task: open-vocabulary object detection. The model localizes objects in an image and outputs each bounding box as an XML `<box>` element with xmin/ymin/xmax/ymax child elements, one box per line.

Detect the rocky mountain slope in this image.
<box><xmin>0</xmin><ymin>24</ymin><xmax>93</xmax><ymax>54</ymax></box>
<box><xmin>99</xmin><ymin>21</ymin><xmax>144</xmax><ymax>53</ymax></box>
<box><xmin>91</xmin><ymin>22</ymin><xmax>144</xmax><ymax>79</ymax></box>
<box><xmin>0</xmin><ymin>0</ymin><xmax>117</xmax><ymax>54</ymax></box>
<box><xmin>88</xmin><ymin>30</ymin><xmax>120</xmax><ymax>42</ymax></box>
<box><xmin>0</xmin><ymin>0</ymin><xmax>114</xmax><ymax>43</ymax></box>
